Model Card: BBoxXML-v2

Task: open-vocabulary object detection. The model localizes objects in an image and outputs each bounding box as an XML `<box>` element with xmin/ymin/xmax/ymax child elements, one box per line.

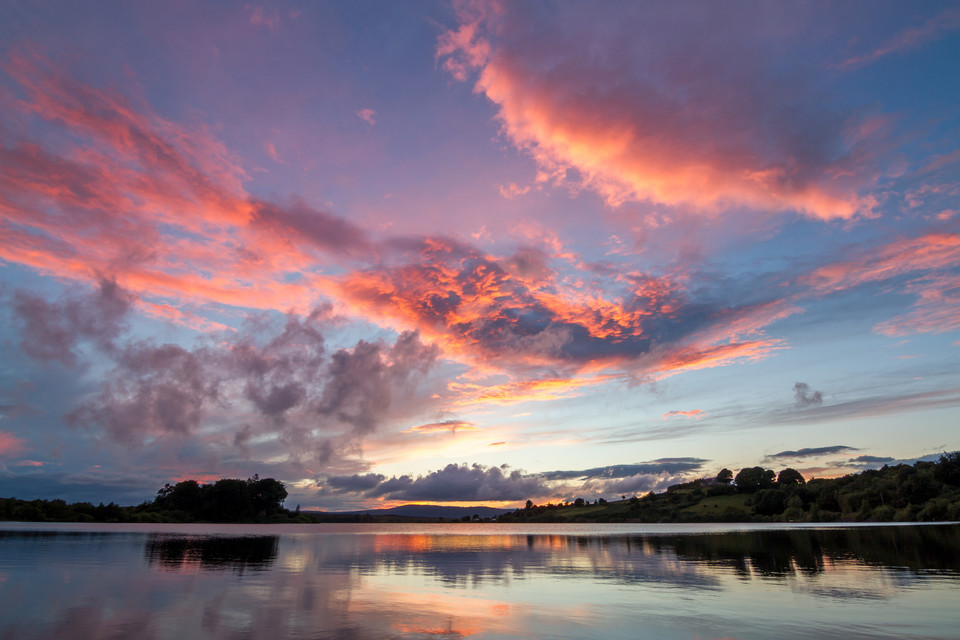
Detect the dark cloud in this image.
<box><xmin>0</xmin><ymin>469</ymin><xmax>160</xmax><ymax>504</ymax></box>
<box><xmin>833</xmin><ymin>453</ymin><xmax>941</xmax><ymax>470</ymax></box>
<box><xmin>320</xmin><ymin>458</ymin><xmax>709</xmax><ymax>504</ymax></box>
<box><xmin>324</xmin><ymin>473</ymin><xmax>386</xmax><ymax>493</ymax></box>
<box><xmin>12</xmin><ymin>278</ymin><xmax>134</xmax><ymax>366</ymax></box>
<box><xmin>765</xmin><ymin>445</ymin><xmax>858</xmax><ymax>461</ymax></box>
<box><xmin>339</xmin><ymin>238</ymin><xmax>785</xmax><ymax>377</ymax></box>
<box><xmin>232</xmin><ymin>309</ymin><xmax>328</xmax><ymax>420</ymax></box>
<box><xmin>599</xmin><ymin>474</ymin><xmax>691</xmax><ymax>496</ymax></box>
<box><xmin>794</xmin><ymin>382</ymin><xmax>823</xmax><ymax>407</ymax></box>
<box><xmin>318</xmin><ymin>331</ymin><xmax>439</xmax><ymax>436</ymax></box>
<box><xmin>541</xmin><ymin>458</ymin><xmax>707</xmax><ymax>481</ymax></box>
<box><xmin>367</xmin><ymin>463</ymin><xmax>548</xmax><ymax>502</ymax></box>
<box><xmin>40</xmin><ymin>295</ymin><xmax>440</xmax><ymax>458</ymax></box>
<box><xmin>66</xmin><ymin>342</ymin><xmax>220</xmax><ymax>443</ymax></box>
<box><xmin>250</xmin><ymin>198</ymin><xmax>372</xmax><ymax>258</ymax></box>
<box><xmin>849</xmin><ymin>455</ymin><xmax>895</xmax><ymax>464</ymax></box>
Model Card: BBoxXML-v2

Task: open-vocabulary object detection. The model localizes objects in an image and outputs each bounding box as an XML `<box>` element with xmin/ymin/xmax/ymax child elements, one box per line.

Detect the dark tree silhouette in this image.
<box><xmin>777</xmin><ymin>468</ymin><xmax>805</xmax><ymax>486</ymax></box>
<box><xmin>934</xmin><ymin>452</ymin><xmax>960</xmax><ymax>486</ymax></box>
<box><xmin>716</xmin><ymin>468</ymin><xmax>734</xmax><ymax>484</ymax></box>
<box><xmin>735</xmin><ymin>467</ymin><xmax>776</xmax><ymax>493</ymax></box>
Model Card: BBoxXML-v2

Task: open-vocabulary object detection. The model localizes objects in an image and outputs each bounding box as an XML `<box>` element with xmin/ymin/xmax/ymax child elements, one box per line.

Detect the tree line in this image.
<box><xmin>3</xmin><ymin>453</ymin><xmax>960</xmax><ymax>524</ymax></box>
<box><xmin>498</xmin><ymin>452</ymin><xmax>960</xmax><ymax>524</ymax></box>
<box><xmin>0</xmin><ymin>475</ymin><xmax>296</xmax><ymax>524</ymax></box>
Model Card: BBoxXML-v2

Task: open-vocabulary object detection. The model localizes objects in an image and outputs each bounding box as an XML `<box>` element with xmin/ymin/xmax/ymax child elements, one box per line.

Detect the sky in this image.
<box><xmin>0</xmin><ymin>0</ymin><xmax>958</xmax><ymax>510</ymax></box>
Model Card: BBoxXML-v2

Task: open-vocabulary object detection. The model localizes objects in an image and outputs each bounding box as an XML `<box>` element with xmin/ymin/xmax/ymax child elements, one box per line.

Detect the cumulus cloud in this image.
<box><xmin>366</xmin><ymin>463</ymin><xmax>548</xmax><ymax>502</ymax></box>
<box><xmin>317</xmin><ymin>332</ymin><xmax>439</xmax><ymax>437</ymax></box>
<box><xmin>66</xmin><ymin>341</ymin><xmax>221</xmax><ymax>444</ymax></box>
<box><xmin>337</xmin><ymin>236</ymin><xmax>793</xmax><ymax>383</ymax></box>
<box><xmin>44</xmin><ymin>297</ymin><xmax>440</xmax><ymax>458</ymax></box>
<box><xmin>793</xmin><ymin>382</ymin><xmax>823</xmax><ymax>407</ymax></box>
<box><xmin>12</xmin><ymin>279</ymin><xmax>134</xmax><ymax>366</ymax></box>
<box><xmin>324</xmin><ymin>473</ymin><xmax>387</xmax><ymax>493</ymax></box>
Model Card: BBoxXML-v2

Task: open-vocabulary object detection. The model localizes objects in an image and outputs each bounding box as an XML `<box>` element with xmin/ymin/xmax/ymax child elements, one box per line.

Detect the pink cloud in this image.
<box><xmin>356</xmin><ymin>108</ymin><xmax>377</xmax><ymax>126</ymax></box>
<box><xmin>0</xmin><ymin>431</ymin><xmax>26</xmax><ymax>457</ymax></box>
<box><xmin>0</xmin><ymin>51</ymin><xmax>376</xmax><ymax>321</ymax></box>
<box><xmin>798</xmin><ymin>232</ymin><xmax>960</xmax><ymax>339</ymax></box>
<box><xmin>801</xmin><ymin>233</ymin><xmax>960</xmax><ymax>293</ymax></box>
<box><xmin>663</xmin><ymin>410</ymin><xmax>704</xmax><ymax>420</ymax></box>
<box><xmin>437</xmin><ymin>3</ymin><xmax>880</xmax><ymax>220</ymax></box>
<box><xmin>874</xmin><ymin>274</ymin><xmax>960</xmax><ymax>336</ymax></box>
<box><xmin>497</xmin><ymin>182</ymin><xmax>530</xmax><ymax>199</ymax></box>
<box><xmin>249</xmin><ymin>7</ymin><xmax>281</xmax><ymax>33</ymax></box>
<box><xmin>265</xmin><ymin>141</ymin><xmax>283</xmax><ymax>163</ymax></box>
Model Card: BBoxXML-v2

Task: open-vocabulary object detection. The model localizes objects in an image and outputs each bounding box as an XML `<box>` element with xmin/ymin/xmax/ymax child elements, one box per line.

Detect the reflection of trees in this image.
<box><xmin>640</xmin><ymin>526</ymin><xmax>960</xmax><ymax>578</ymax></box>
<box><xmin>321</xmin><ymin>525</ymin><xmax>960</xmax><ymax>588</ymax></box>
<box><xmin>144</xmin><ymin>534</ymin><xmax>278</xmax><ymax>572</ymax></box>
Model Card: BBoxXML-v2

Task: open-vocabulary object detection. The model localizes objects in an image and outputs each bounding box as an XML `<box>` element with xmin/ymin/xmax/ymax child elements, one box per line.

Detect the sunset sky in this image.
<box><xmin>1</xmin><ymin>1</ymin><xmax>958</xmax><ymax>510</ymax></box>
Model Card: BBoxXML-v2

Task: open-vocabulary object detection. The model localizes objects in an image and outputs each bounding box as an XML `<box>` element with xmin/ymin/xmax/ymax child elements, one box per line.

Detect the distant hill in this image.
<box><xmin>342</xmin><ymin>504</ymin><xmax>511</xmax><ymax>520</ymax></box>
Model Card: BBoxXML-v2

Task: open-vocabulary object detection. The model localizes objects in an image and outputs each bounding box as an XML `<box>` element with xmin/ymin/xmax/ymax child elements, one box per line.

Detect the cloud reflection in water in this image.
<box><xmin>0</xmin><ymin>525</ymin><xmax>958</xmax><ymax>639</ymax></box>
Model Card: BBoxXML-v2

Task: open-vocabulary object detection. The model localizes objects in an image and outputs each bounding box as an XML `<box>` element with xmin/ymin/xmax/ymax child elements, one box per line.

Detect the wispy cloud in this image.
<box><xmin>763</xmin><ymin>446</ymin><xmax>858</xmax><ymax>463</ymax></box>
<box><xmin>403</xmin><ymin>420</ymin><xmax>479</xmax><ymax>435</ymax></box>
<box><xmin>663</xmin><ymin>410</ymin><xmax>704</xmax><ymax>420</ymax></box>
<box><xmin>835</xmin><ymin>8</ymin><xmax>960</xmax><ymax>70</ymax></box>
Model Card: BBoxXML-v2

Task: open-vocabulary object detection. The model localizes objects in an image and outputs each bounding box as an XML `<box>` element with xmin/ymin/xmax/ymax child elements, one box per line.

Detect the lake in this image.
<box><xmin>1</xmin><ymin>522</ymin><xmax>958</xmax><ymax>639</ymax></box>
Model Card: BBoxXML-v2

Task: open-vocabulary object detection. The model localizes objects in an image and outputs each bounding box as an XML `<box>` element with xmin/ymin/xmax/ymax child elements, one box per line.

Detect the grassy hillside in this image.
<box><xmin>497</xmin><ymin>453</ymin><xmax>960</xmax><ymax>524</ymax></box>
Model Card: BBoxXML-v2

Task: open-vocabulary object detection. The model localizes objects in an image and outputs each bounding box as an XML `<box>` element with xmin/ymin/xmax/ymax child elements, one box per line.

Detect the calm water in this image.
<box><xmin>1</xmin><ymin>522</ymin><xmax>958</xmax><ymax>639</ymax></box>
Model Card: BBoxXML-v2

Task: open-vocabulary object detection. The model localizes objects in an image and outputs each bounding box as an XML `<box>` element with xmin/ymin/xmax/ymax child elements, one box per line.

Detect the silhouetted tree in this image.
<box><xmin>735</xmin><ymin>467</ymin><xmax>776</xmax><ymax>493</ymax></box>
<box><xmin>754</xmin><ymin>489</ymin><xmax>788</xmax><ymax>516</ymax></box>
<box><xmin>716</xmin><ymin>468</ymin><xmax>734</xmax><ymax>484</ymax></box>
<box><xmin>248</xmin><ymin>476</ymin><xmax>287</xmax><ymax>516</ymax></box>
<box><xmin>934</xmin><ymin>451</ymin><xmax>960</xmax><ymax>486</ymax></box>
<box><xmin>777</xmin><ymin>468</ymin><xmax>805</xmax><ymax>486</ymax></box>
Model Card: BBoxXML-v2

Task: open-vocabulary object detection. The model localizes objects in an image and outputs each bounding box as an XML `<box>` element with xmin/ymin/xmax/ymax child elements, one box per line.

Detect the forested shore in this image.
<box><xmin>2</xmin><ymin>453</ymin><xmax>959</xmax><ymax>524</ymax></box>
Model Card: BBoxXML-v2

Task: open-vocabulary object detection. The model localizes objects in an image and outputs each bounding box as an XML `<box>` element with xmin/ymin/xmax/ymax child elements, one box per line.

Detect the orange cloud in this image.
<box><xmin>403</xmin><ymin>420</ymin><xmax>479</xmax><ymax>434</ymax></box>
<box><xmin>0</xmin><ymin>52</ymin><xmax>372</xmax><ymax>323</ymax></box>
<box><xmin>438</xmin><ymin>4</ymin><xmax>878</xmax><ymax>220</ymax></box>
<box><xmin>448</xmin><ymin>376</ymin><xmax>606</xmax><ymax>408</ymax></box>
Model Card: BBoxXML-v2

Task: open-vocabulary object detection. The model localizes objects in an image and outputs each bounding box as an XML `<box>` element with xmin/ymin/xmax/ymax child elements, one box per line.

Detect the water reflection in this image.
<box><xmin>1</xmin><ymin>524</ymin><xmax>958</xmax><ymax>640</ymax></box>
<box><xmin>144</xmin><ymin>534</ymin><xmax>278</xmax><ymax>572</ymax></box>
